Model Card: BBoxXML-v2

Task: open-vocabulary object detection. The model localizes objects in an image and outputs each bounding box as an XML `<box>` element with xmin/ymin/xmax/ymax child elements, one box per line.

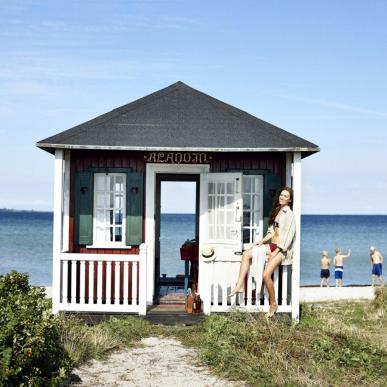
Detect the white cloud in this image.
<box><xmin>277</xmin><ymin>94</ymin><xmax>387</xmax><ymax>118</ymax></box>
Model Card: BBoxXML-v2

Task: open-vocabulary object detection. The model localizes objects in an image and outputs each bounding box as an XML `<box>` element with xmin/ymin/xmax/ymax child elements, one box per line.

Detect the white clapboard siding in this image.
<box><xmin>58</xmin><ymin>245</ymin><xmax>147</xmax><ymax>314</ymax></box>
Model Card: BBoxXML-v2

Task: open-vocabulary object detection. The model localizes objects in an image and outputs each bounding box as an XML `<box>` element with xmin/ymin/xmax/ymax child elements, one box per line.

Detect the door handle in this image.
<box><xmin>234</xmin><ymin>251</ymin><xmax>242</xmax><ymax>255</ymax></box>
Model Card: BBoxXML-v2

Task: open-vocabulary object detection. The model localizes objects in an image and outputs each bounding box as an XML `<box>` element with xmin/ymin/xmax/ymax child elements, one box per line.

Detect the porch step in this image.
<box><xmin>158</xmin><ymin>292</ymin><xmax>186</xmax><ymax>304</ymax></box>
<box><xmin>145</xmin><ymin>303</ymin><xmax>205</xmax><ymax>325</ymax></box>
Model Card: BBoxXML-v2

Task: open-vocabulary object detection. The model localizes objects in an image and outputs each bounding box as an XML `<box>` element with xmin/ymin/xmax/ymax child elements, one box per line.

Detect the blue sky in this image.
<box><xmin>0</xmin><ymin>0</ymin><xmax>386</xmax><ymax>214</ymax></box>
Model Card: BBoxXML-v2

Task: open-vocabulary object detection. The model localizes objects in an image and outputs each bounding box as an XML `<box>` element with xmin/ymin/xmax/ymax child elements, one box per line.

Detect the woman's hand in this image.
<box><xmin>257</xmin><ymin>240</ymin><xmax>263</xmax><ymax>246</ymax></box>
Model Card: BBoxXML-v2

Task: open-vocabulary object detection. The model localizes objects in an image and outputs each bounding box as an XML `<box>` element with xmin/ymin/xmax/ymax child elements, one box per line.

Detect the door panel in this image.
<box><xmin>199</xmin><ymin>173</ymin><xmax>243</xmax><ymax>261</ymax></box>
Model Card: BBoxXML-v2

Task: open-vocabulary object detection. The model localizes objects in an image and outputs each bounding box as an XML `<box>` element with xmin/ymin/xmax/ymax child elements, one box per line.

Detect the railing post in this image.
<box><xmin>291</xmin><ymin>152</ymin><xmax>302</xmax><ymax>322</ymax></box>
<box><xmin>139</xmin><ymin>243</ymin><xmax>147</xmax><ymax>315</ymax></box>
<box><xmin>52</xmin><ymin>149</ymin><xmax>64</xmax><ymax>314</ymax></box>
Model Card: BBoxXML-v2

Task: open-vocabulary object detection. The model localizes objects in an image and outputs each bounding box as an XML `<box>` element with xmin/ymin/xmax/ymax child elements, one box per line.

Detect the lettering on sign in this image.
<box><xmin>145</xmin><ymin>152</ymin><xmax>211</xmax><ymax>164</ymax></box>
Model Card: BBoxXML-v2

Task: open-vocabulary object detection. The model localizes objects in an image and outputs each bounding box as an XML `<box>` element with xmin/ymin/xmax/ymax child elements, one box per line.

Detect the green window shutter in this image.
<box><xmin>263</xmin><ymin>174</ymin><xmax>281</xmax><ymax>234</ymax></box>
<box><xmin>126</xmin><ymin>172</ymin><xmax>144</xmax><ymax>246</ymax></box>
<box><xmin>75</xmin><ymin>171</ymin><xmax>94</xmax><ymax>245</ymax></box>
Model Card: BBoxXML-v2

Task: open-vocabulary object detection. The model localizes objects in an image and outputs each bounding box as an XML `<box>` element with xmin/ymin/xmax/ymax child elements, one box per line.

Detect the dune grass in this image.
<box><xmin>57</xmin><ymin>315</ymin><xmax>158</xmax><ymax>366</ymax></box>
<box><xmin>171</xmin><ymin>289</ymin><xmax>387</xmax><ymax>386</ymax></box>
<box><xmin>57</xmin><ymin>288</ymin><xmax>386</xmax><ymax>386</ymax></box>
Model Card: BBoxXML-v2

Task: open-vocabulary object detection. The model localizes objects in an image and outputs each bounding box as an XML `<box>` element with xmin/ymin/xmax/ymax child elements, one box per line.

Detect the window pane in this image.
<box><xmin>218</xmin><ymin>211</ymin><xmax>224</xmax><ymax>225</ymax></box>
<box><xmin>109</xmin><ymin>227</ymin><xmax>114</xmax><ymax>242</ymax></box>
<box><xmin>217</xmin><ymin>196</ymin><xmax>225</xmax><ymax>208</ymax></box>
<box><xmin>243</xmin><ymin>196</ymin><xmax>251</xmax><ymax>210</ymax></box>
<box><xmin>226</xmin><ymin>182</ymin><xmax>234</xmax><ymax>194</ymax></box>
<box><xmin>96</xmin><ymin>226</ymin><xmax>105</xmax><ymax>241</ymax></box>
<box><xmin>253</xmin><ymin>178</ymin><xmax>260</xmax><ymax>193</ymax></box>
<box><xmin>243</xmin><ymin>211</ymin><xmax>250</xmax><ymax>227</ymax></box>
<box><xmin>243</xmin><ymin>229</ymin><xmax>251</xmax><ymax>243</ymax></box>
<box><xmin>108</xmin><ymin>176</ymin><xmax>114</xmax><ymax>191</ymax></box>
<box><xmin>208</xmin><ymin>182</ymin><xmax>214</xmax><ymax>194</ymax></box>
<box><xmin>217</xmin><ymin>183</ymin><xmax>225</xmax><ymax>194</ymax></box>
<box><xmin>109</xmin><ymin>193</ymin><xmax>114</xmax><ymax>208</ymax></box>
<box><xmin>115</xmin><ymin>194</ymin><xmax>123</xmax><ymax>209</ymax></box>
<box><xmin>252</xmin><ymin>211</ymin><xmax>260</xmax><ymax>227</ymax></box>
<box><xmin>252</xmin><ymin>194</ymin><xmax>259</xmax><ymax>212</ymax></box>
<box><xmin>243</xmin><ymin>177</ymin><xmax>251</xmax><ymax>193</ymax></box>
<box><xmin>95</xmin><ymin>175</ymin><xmax>105</xmax><ymax>191</ymax></box>
<box><xmin>115</xmin><ymin>176</ymin><xmax>124</xmax><ymax>192</ymax></box>
<box><xmin>96</xmin><ymin>193</ymin><xmax>105</xmax><ymax>208</ymax></box>
<box><xmin>115</xmin><ymin>210</ymin><xmax>123</xmax><ymax>225</ymax></box>
<box><xmin>226</xmin><ymin>211</ymin><xmax>233</xmax><ymax>224</ymax></box>
<box><xmin>208</xmin><ymin>196</ymin><xmax>215</xmax><ymax>210</ymax></box>
<box><xmin>115</xmin><ymin>227</ymin><xmax>122</xmax><ymax>242</ymax></box>
<box><xmin>96</xmin><ymin>210</ymin><xmax>105</xmax><ymax>227</ymax></box>
<box><xmin>108</xmin><ymin>210</ymin><xmax>114</xmax><ymax>225</ymax></box>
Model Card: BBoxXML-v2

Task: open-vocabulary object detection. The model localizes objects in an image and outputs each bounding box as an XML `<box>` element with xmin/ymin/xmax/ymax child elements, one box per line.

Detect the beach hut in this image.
<box><xmin>37</xmin><ymin>81</ymin><xmax>319</xmax><ymax>321</ymax></box>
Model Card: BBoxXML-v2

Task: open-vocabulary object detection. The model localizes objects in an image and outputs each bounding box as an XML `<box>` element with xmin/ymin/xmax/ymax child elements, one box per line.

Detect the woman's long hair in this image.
<box><xmin>268</xmin><ymin>187</ymin><xmax>294</xmax><ymax>226</ymax></box>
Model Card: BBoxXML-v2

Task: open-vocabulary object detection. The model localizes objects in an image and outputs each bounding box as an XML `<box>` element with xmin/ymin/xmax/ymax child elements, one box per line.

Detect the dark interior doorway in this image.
<box><xmin>154</xmin><ymin>174</ymin><xmax>199</xmax><ymax>304</ymax></box>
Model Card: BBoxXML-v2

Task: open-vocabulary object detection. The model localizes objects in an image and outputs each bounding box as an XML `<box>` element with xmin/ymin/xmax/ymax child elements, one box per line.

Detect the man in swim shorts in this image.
<box><xmin>320</xmin><ymin>250</ymin><xmax>330</xmax><ymax>287</ymax></box>
<box><xmin>370</xmin><ymin>246</ymin><xmax>384</xmax><ymax>286</ymax></box>
<box><xmin>333</xmin><ymin>247</ymin><xmax>351</xmax><ymax>287</ymax></box>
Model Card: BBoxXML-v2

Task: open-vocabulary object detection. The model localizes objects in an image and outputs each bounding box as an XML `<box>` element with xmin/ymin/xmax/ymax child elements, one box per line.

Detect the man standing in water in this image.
<box><xmin>333</xmin><ymin>247</ymin><xmax>351</xmax><ymax>287</ymax></box>
<box><xmin>370</xmin><ymin>246</ymin><xmax>384</xmax><ymax>286</ymax></box>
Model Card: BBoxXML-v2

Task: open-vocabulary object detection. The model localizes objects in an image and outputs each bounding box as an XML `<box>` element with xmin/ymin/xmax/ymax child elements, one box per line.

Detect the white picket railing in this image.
<box><xmin>57</xmin><ymin>244</ymin><xmax>147</xmax><ymax>315</ymax></box>
<box><xmin>206</xmin><ymin>260</ymin><xmax>292</xmax><ymax>313</ymax></box>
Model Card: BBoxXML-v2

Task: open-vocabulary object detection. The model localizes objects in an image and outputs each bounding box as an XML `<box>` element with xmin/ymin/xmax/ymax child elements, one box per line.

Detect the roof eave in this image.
<box><xmin>36</xmin><ymin>142</ymin><xmax>320</xmax><ymax>156</ymax></box>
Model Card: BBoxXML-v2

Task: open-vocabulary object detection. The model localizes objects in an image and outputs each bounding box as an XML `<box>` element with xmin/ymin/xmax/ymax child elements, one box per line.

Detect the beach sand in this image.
<box><xmin>68</xmin><ymin>336</ymin><xmax>242</xmax><ymax>386</ymax></box>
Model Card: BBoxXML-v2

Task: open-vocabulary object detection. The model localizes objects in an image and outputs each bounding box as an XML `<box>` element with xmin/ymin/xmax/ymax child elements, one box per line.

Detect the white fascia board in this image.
<box><xmin>36</xmin><ymin>143</ymin><xmax>320</xmax><ymax>153</ymax></box>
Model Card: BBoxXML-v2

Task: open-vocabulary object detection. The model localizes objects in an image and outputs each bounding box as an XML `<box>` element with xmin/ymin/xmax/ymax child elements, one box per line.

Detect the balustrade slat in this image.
<box><xmin>274</xmin><ymin>269</ymin><xmax>279</xmax><ymax>305</ymax></box>
<box><xmin>89</xmin><ymin>261</ymin><xmax>94</xmax><ymax>304</ymax></box>
<box><xmin>131</xmin><ymin>262</ymin><xmax>138</xmax><ymax>304</ymax></box>
<box><xmin>282</xmin><ymin>266</ymin><xmax>288</xmax><ymax>305</ymax></box>
<box><xmin>62</xmin><ymin>260</ymin><xmax>68</xmax><ymax>303</ymax></box>
<box><xmin>71</xmin><ymin>260</ymin><xmax>77</xmax><ymax>304</ymax></box>
<box><xmin>97</xmin><ymin>261</ymin><xmax>103</xmax><ymax>305</ymax></box>
<box><xmin>80</xmin><ymin>261</ymin><xmax>86</xmax><ymax>305</ymax></box>
<box><xmin>106</xmin><ymin>262</ymin><xmax>112</xmax><ymax>305</ymax></box>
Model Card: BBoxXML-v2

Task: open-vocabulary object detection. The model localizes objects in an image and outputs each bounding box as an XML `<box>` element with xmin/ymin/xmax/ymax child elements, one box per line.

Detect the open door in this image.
<box><xmin>199</xmin><ymin>173</ymin><xmax>243</xmax><ymax>312</ymax></box>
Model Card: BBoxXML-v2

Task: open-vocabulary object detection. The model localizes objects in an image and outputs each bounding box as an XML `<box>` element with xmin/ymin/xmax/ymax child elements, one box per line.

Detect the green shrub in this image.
<box><xmin>0</xmin><ymin>271</ymin><xmax>72</xmax><ymax>386</ymax></box>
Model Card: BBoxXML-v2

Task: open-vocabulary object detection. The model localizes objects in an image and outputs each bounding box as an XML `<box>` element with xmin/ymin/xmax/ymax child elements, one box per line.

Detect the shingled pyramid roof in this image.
<box><xmin>37</xmin><ymin>81</ymin><xmax>319</xmax><ymax>156</ymax></box>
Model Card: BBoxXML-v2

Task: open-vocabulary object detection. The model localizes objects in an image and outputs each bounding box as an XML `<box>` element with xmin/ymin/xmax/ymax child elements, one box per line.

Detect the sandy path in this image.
<box><xmin>70</xmin><ymin>337</ymin><xmax>242</xmax><ymax>386</ymax></box>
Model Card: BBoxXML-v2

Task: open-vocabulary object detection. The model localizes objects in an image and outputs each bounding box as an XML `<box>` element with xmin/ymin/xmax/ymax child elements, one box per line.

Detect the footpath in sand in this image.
<box><xmin>70</xmin><ymin>336</ymin><xmax>241</xmax><ymax>387</ymax></box>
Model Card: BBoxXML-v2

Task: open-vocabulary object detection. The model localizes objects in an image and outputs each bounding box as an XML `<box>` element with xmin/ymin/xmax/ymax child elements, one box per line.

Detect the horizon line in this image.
<box><xmin>1</xmin><ymin>208</ymin><xmax>387</xmax><ymax>216</ymax></box>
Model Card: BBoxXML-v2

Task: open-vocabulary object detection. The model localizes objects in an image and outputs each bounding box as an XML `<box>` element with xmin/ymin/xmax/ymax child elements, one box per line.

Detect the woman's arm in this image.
<box><xmin>255</xmin><ymin>226</ymin><xmax>273</xmax><ymax>245</ymax></box>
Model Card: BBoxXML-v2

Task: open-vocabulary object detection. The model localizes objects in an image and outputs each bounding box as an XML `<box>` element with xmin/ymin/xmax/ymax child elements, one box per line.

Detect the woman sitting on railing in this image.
<box><xmin>230</xmin><ymin>187</ymin><xmax>296</xmax><ymax>318</ymax></box>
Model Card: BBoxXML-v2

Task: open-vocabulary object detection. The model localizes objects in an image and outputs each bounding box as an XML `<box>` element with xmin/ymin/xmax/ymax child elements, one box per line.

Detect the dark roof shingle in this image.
<box><xmin>37</xmin><ymin>81</ymin><xmax>319</xmax><ymax>155</ymax></box>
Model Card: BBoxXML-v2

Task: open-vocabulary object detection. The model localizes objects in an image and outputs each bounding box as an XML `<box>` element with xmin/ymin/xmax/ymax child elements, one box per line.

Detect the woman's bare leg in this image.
<box><xmin>231</xmin><ymin>248</ymin><xmax>253</xmax><ymax>294</ymax></box>
<box><xmin>263</xmin><ymin>253</ymin><xmax>283</xmax><ymax>314</ymax></box>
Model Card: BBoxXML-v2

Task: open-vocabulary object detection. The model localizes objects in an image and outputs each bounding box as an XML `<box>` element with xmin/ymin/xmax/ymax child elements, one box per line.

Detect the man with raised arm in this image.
<box><xmin>333</xmin><ymin>247</ymin><xmax>351</xmax><ymax>287</ymax></box>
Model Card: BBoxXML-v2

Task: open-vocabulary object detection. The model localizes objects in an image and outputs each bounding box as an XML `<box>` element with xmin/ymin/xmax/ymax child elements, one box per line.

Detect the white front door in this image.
<box><xmin>198</xmin><ymin>173</ymin><xmax>243</xmax><ymax>312</ymax></box>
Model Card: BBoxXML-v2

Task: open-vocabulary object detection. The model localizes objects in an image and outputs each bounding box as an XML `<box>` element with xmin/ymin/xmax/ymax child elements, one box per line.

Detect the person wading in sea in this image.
<box><xmin>370</xmin><ymin>246</ymin><xmax>384</xmax><ymax>286</ymax></box>
<box><xmin>333</xmin><ymin>247</ymin><xmax>351</xmax><ymax>287</ymax></box>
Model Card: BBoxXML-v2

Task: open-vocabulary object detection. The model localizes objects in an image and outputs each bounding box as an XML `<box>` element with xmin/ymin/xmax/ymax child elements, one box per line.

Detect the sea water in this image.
<box><xmin>0</xmin><ymin>210</ymin><xmax>386</xmax><ymax>286</ymax></box>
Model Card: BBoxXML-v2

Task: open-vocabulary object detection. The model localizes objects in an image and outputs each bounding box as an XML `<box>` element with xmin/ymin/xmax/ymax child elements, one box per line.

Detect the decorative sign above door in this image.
<box><xmin>145</xmin><ymin>152</ymin><xmax>211</xmax><ymax>164</ymax></box>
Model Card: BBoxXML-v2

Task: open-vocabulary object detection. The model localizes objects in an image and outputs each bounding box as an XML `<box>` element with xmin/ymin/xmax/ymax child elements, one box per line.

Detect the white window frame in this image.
<box><xmin>87</xmin><ymin>172</ymin><xmax>128</xmax><ymax>249</ymax></box>
<box><xmin>242</xmin><ymin>175</ymin><xmax>263</xmax><ymax>250</ymax></box>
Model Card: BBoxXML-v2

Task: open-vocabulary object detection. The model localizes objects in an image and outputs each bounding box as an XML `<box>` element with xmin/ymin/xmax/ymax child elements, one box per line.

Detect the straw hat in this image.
<box><xmin>201</xmin><ymin>244</ymin><xmax>216</xmax><ymax>262</ymax></box>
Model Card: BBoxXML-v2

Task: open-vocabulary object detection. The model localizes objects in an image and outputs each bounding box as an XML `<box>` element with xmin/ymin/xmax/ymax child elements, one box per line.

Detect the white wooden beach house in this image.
<box><xmin>37</xmin><ymin>82</ymin><xmax>319</xmax><ymax>321</ymax></box>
